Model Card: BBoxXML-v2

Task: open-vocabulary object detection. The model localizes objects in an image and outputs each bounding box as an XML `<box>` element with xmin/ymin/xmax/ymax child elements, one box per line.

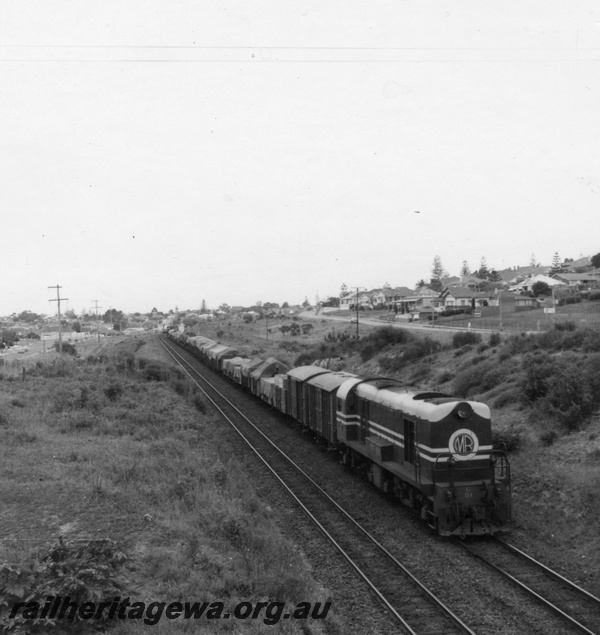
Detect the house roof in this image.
<box><xmin>499</xmin><ymin>266</ymin><xmax>550</xmax><ymax>282</ymax></box>
<box><xmin>555</xmin><ymin>272</ymin><xmax>599</xmax><ymax>282</ymax></box>
<box><xmin>511</xmin><ymin>274</ymin><xmax>565</xmax><ymax>289</ymax></box>
<box><xmin>564</xmin><ymin>256</ymin><xmax>591</xmax><ymax>270</ymax></box>
<box><xmin>443</xmin><ymin>286</ymin><xmax>476</xmax><ymax>299</ymax></box>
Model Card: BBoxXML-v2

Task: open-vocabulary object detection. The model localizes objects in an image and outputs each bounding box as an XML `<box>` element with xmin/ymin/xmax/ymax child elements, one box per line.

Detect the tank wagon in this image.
<box><xmin>167</xmin><ymin>330</ymin><xmax>511</xmax><ymax>536</ymax></box>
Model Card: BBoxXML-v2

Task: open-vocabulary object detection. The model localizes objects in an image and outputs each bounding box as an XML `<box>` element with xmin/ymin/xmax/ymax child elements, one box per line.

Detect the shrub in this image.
<box><xmin>582</xmin><ymin>330</ymin><xmax>600</xmax><ymax>352</ymax></box>
<box><xmin>295</xmin><ymin>352</ymin><xmax>315</xmax><ymax>366</ymax></box>
<box><xmin>359</xmin><ymin>342</ymin><xmax>378</xmax><ymax>362</ymax></box>
<box><xmin>588</xmin><ymin>290</ymin><xmax>600</xmax><ymax>301</ymax></box>
<box><xmin>521</xmin><ymin>353</ymin><xmax>556</xmax><ymax>403</ymax></box>
<box><xmin>554</xmin><ymin>320</ymin><xmax>576</xmax><ymax>332</ymax></box>
<box><xmin>540</xmin><ymin>430</ymin><xmax>558</xmax><ymax>446</ymax></box>
<box><xmin>545</xmin><ymin>360</ymin><xmax>594</xmax><ymax>430</ymax></box>
<box><xmin>492</xmin><ymin>430</ymin><xmax>521</xmax><ymax>453</ymax></box>
<box><xmin>489</xmin><ymin>332</ymin><xmax>502</xmax><ymax>347</ymax></box>
<box><xmin>453</xmin><ymin>361</ymin><xmax>494</xmax><ymax>397</ymax></box>
<box><xmin>192</xmin><ymin>394</ymin><xmax>207</xmax><ymax>414</ymax></box>
<box><xmin>141</xmin><ymin>362</ymin><xmax>174</xmax><ymax>382</ymax></box>
<box><xmin>436</xmin><ymin>370</ymin><xmax>453</xmax><ymax>385</ymax></box>
<box><xmin>452</xmin><ymin>331</ymin><xmax>482</xmax><ymax>348</ymax></box>
<box><xmin>0</xmin><ymin>538</ymin><xmax>127</xmax><ymax>634</ymax></box>
<box><xmin>492</xmin><ymin>390</ymin><xmax>517</xmax><ymax>409</ymax></box>
<box><xmin>104</xmin><ymin>383</ymin><xmax>124</xmax><ymax>401</ymax></box>
<box><xmin>53</xmin><ymin>341</ymin><xmax>77</xmax><ymax>356</ymax></box>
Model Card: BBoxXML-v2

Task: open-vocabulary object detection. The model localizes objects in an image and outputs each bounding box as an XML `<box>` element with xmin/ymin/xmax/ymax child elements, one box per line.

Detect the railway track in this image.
<box><xmin>159</xmin><ymin>336</ymin><xmax>477</xmax><ymax>635</ymax></box>
<box><xmin>456</xmin><ymin>537</ymin><xmax>600</xmax><ymax>634</ymax></box>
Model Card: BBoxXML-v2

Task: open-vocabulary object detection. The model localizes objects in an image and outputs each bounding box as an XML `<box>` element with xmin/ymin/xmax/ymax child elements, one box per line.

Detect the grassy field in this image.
<box><xmin>0</xmin><ymin>337</ymin><xmax>336</xmax><ymax>634</ymax></box>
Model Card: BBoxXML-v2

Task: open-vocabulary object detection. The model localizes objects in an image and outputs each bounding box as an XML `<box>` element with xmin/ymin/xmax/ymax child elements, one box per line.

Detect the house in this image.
<box><xmin>509</xmin><ymin>274</ymin><xmax>565</xmax><ymax>293</ymax></box>
<box><xmin>562</xmin><ymin>256</ymin><xmax>592</xmax><ymax>272</ymax></box>
<box><xmin>370</xmin><ymin>286</ymin><xmax>413</xmax><ymax>308</ymax></box>
<box><xmin>500</xmin><ymin>266</ymin><xmax>550</xmax><ymax>285</ymax></box>
<box><xmin>440</xmin><ymin>287</ymin><xmax>478</xmax><ymax>309</ymax></box>
<box><xmin>339</xmin><ymin>292</ymin><xmax>356</xmax><ymax>311</ymax></box>
<box><xmin>552</xmin><ymin>272</ymin><xmax>600</xmax><ymax>289</ymax></box>
<box><xmin>396</xmin><ymin>286</ymin><xmax>439</xmax><ymax>313</ymax></box>
<box><xmin>460</xmin><ymin>275</ymin><xmax>484</xmax><ymax>290</ymax></box>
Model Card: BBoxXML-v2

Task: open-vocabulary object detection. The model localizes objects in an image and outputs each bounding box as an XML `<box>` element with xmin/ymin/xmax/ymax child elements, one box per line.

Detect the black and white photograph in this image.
<box><xmin>1</xmin><ymin>2</ymin><xmax>599</xmax><ymax>633</ymax></box>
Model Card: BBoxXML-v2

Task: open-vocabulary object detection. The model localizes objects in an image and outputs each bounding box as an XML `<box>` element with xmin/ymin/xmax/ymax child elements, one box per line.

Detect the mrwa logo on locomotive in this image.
<box><xmin>448</xmin><ymin>429</ymin><xmax>479</xmax><ymax>461</ymax></box>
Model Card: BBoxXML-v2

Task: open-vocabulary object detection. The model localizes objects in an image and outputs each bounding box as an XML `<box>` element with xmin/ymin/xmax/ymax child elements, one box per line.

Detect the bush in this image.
<box><xmin>489</xmin><ymin>332</ymin><xmax>502</xmax><ymax>347</ymax></box>
<box><xmin>453</xmin><ymin>361</ymin><xmax>494</xmax><ymax>397</ymax></box>
<box><xmin>141</xmin><ymin>362</ymin><xmax>174</xmax><ymax>382</ymax></box>
<box><xmin>588</xmin><ymin>291</ymin><xmax>600</xmax><ymax>301</ymax></box>
<box><xmin>192</xmin><ymin>394</ymin><xmax>207</xmax><ymax>414</ymax></box>
<box><xmin>545</xmin><ymin>359</ymin><xmax>594</xmax><ymax>430</ymax></box>
<box><xmin>294</xmin><ymin>352</ymin><xmax>315</xmax><ymax>366</ymax></box>
<box><xmin>0</xmin><ymin>538</ymin><xmax>127</xmax><ymax>634</ymax></box>
<box><xmin>379</xmin><ymin>336</ymin><xmax>441</xmax><ymax>372</ymax></box>
<box><xmin>540</xmin><ymin>430</ymin><xmax>558</xmax><ymax>446</ymax></box>
<box><xmin>104</xmin><ymin>383</ymin><xmax>124</xmax><ymax>401</ymax></box>
<box><xmin>436</xmin><ymin>370</ymin><xmax>453</xmax><ymax>385</ymax></box>
<box><xmin>582</xmin><ymin>330</ymin><xmax>600</xmax><ymax>352</ymax></box>
<box><xmin>452</xmin><ymin>331</ymin><xmax>482</xmax><ymax>348</ymax></box>
<box><xmin>521</xmin><ymin>353</ymin><xmax>556</xmax><ymax>403</ymax></box>
<box><xmin>492</xmin><ymin>390</ymin><xmax>517</xmax><ymax>409</ymax></box>
<box><xmin>554</xmin><ymin>320</ymin><xmax>576</xmax><ymax>332</ymax></box>
<box><xmin>492</xmin><ymin>430</ymin><xmax>521</xmax><ymax>453</ymax></box>
<box><xmin>54</xmin><ymin>341</ymin><xmax>77</xmax><ymax>356</ymax></box>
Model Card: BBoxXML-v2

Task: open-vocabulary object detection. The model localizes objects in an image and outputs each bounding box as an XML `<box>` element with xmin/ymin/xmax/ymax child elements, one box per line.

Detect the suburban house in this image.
<box><xmin>552</xmin><ymin>272</ymin><xmax>600</xmax><ymax>289</ymax></box>
<box><xmin>371</xmin><ymin>286</ymin><xmax>414</xmax><ymax>308</ymax></box>
<box><xmin>340</xmin><ymin>291</ymin><xmax>371</xmax><ymax>310</ymax></box>
<box><xmin>500</xmin><ymin>266</ymin><xmax>550</xmax><ymax>285</ymax></box>
<box><xmin>396</xmin><ymin>286</ymin><xmax>439</xmax><ymax>313</ymax></box>
<box><xmin>509</xmin><ymin>274</ymin><xmax>565</xmax><ymax>293</ymax></box>
<box><xmin>440</xmin><ymin>287</ymin><xmax>482</xmax><ymax>309</ymax></box>
<box><xmin>562</xmin><ymin>256</ymin><xmax>592</xmax><ymax>272</ymax></box>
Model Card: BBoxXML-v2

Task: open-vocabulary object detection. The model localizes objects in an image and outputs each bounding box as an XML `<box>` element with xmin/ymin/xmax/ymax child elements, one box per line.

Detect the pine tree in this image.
<box><xmin>431</xmin><ymin>255</ymin><xmax>447</xmax><ymax>281</ymax></box>
<box><xmin>477</xmin><ymin>256</ymin><xmax>489</xmax><ymax>279</ymax></box>
<box><xmin>551</xmin><ymin>252</ymin><xmax>562</xmax><ymax>273</ymax></box>
<box><xmin>460</xmin><ymin>261</ymin><xmax>471</xmax><ymax>276</ymax></box>
<box><xmin>340</xmin><ymin>283</ymin><xmax>348</xmax><ymax>297</ymax></box>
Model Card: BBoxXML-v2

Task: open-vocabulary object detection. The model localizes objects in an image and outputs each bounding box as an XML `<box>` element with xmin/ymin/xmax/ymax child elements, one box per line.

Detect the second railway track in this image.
<box><xmin>456</xmin><ymin>537</ymin><xmax>600</xmax><ymax>635</ymax></box>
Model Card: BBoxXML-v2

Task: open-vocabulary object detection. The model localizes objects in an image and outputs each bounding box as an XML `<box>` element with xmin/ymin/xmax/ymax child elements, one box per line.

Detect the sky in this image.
<box><xmin>1</xmin><ymin>1</ymin><xmax>599</xmax><ymax>316</ymax></box>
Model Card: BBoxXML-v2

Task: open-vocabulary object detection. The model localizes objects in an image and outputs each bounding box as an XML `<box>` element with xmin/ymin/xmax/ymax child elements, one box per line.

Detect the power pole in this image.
<box><xmin>48</xmin><ymin>285</ymin><xmax>68</xmax><ymax>354</ymax></box>
<box><xmin>92</xmin><ymin>300</ymin><xmax>102</xmax><ymax>343</ymax></box>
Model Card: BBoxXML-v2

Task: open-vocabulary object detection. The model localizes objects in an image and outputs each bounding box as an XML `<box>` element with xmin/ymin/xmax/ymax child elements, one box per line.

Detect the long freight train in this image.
<box><xmin>167</xmin><ymin>330</ymin><xmax>512</xmax><ymax>537</ymax></box>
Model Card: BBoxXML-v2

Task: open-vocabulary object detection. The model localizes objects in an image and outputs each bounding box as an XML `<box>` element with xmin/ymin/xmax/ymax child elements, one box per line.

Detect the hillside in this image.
<box><xmin>191</xmin><ymin>314</ymin><xmax>600</xmax><ymax>596</ymax></box>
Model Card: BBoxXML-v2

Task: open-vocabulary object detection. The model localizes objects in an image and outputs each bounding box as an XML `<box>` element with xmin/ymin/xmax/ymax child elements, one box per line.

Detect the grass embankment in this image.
<box><xmin>0</xmin><ymin>337</ymin><xmax>335</xmax><ymax>634</ymax></box>
<box><xmin>195</xmin><ymin>317</ymin><xmax>600</xmax><ymax>592</ymax></box>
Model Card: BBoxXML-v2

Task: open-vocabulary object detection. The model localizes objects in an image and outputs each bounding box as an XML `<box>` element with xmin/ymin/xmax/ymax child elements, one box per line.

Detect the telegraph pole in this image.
<box><xmin>48</xmin><ymin>285</ymin><xmax>68</xmax><ymax>354</ymax></box>
<box><xmin>92</xmin><ymin>300</ymin><xmax>102</xmax><ymax>343</ymax></box>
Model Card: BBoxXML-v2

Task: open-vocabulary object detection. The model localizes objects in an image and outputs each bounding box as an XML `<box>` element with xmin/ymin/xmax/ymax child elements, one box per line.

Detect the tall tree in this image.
<box><xmin>551</xmin><ymin>252</ymin><xmax>562</xmax><ymax>273</ymax></box>
<box><xmin>431</xmin><ymin>255</ymin><xmax>447</xmax><ymax>281</ymax></box>
<box><xmin>592</xmin><ymin>252</ymin><xmax>600</xmax><ymax>269</ymax></box>
<box><xmin>340</xmin><ymin>283</ymin><xmax>348</xmax><ymax>296</ymax></box>
<box><xmin>529</xmin><ymin>253</ymin><xmax>538</xmax><ymax>267</ymax></box>
<box><xmin>460</xmin><ymin>261</ymin><xmax>471</xmax><ymax>276</ymax></box>
<box><xmin>476</xmin><ymin>256</ymin><xmax>489</xmax><ymax>279</ymax></box>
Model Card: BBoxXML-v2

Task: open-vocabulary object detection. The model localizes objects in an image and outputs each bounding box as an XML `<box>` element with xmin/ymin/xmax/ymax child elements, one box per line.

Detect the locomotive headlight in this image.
<box><xmin>455</xmin><ymin>402</ymin><xmax>473</xmax><ymax>419</ymax></box>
